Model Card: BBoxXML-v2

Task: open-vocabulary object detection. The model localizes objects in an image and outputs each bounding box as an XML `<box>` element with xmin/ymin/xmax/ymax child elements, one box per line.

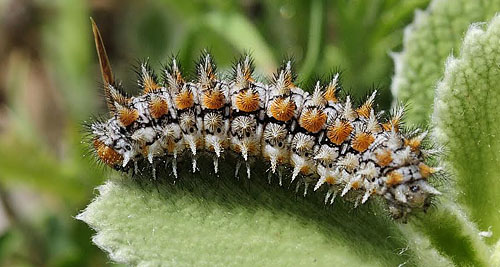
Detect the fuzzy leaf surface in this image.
<box><xmin>392</xmin><ymin>0</ymin><xmax>500</xmax><ymax>125</ymax></box>
<box><xmin>78</xmin><ymin>170</ymin><xmax>450</xmax><ymax>266</ymax></box>
<box><xmin>432</xmin><ymin>14</ymin><xmax>500</xmax><ymax>246</ymax></box>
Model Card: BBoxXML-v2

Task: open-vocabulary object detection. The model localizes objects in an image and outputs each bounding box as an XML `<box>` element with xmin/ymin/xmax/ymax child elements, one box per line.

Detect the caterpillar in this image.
<box><xmin>88</xmin><ymin>19</ymin><xmax>441</xmax><ymax>220</ymax></box>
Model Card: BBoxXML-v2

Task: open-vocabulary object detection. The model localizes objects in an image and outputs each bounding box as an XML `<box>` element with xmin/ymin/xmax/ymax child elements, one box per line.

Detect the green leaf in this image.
<box><xmin>391</xmin><ymin>0</ymin><xmax>500</xmax><ymax>125</ymax></box>
<box><xmin>406</xmin><ymin>200</ymin><xmax>491</xmax><ymax>266</ymax></box>
<box><xmin>78</xmin><ymin>173</ymin><xmax>451</xmax><ymax>266</ymax></box>
<box><xmin>432</xmin><ymin>14</ymin><xmax>500</xmax><ymax>247</ymax></box>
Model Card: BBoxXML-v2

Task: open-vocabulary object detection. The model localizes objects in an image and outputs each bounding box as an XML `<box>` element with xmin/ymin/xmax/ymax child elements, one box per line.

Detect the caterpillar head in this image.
<box><xmin>91</xmin><ymin>121</ymin><xmax>140</xmax><ymax>168</ymax></box>
<box><xmin>386</xmin><ymin>179</ymin><xmax>440</xmax><ymax>220</ymax></box>
<box><xmin>381</xmin><ymin>161</ymin><xmax>440</xmax><ymax>219</ymax></box>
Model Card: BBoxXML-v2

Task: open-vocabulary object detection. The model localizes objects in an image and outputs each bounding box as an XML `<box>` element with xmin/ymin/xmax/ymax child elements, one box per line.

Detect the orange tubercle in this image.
<box><xmin>300</xmin><ymin>165</ymin><xmax>310</xmax><ymax>175</ymax></box>
<box><xmin>149</xmin><ymin>97</ymin><xmax>169</xmax><ymax>119</ymax></box>
<box><xmin>175</xmin><ymin>89</ymin><xmax>194</xmax><ymax>110</ymax></box>
<box><xmin>195</xmin><ymin>137</ymin><xmax>204</xmax><ymax>148</ymax></box>
<box><xmin>324</xmin><ymin>84</ymin><xmax>337</xmax><ymax>102</ymax></box>
<box><xmin>299</xmin><ymin>108</ymin><xmax>327</xmax><ymax>133</ymax></box>
<box><xmin>141</xmin><ymin>145</ymin><xmax>149</xmax><ymax>156</ymax></box>
<box><xmin>269</xmin><ymin>97</ymin><xmax>296</xmax><ymax>121</ymax></box>
<box><xmin>382</xmin><ymin>117</ymin><xmax>400</xmax><ymax>132</ymax></box>
<box><xmin>356</xmin><ymin>103</ymin><xmax>372</xmax><ymax>118</ymax></box>
<box><xmin>404</xmin><ymin>137</ymin><xmax>421</xmax><ymax>152</ymax></box>
<box><xmin>235</xmin><ymin>90</ymin><xmax>260</xmax><ymax>112</ymax></box>
<box><xmin>175</xmin><ymin>71</ymin><xmax>185</xmax><ymax>85</ymax></box>
<box><xmin>325</xmin><ymin>176</ymin><xmax>335</xmax><ymax>185</ymax></box>
<box><xmin>245</xmin><ymin>142</ymin><xmax>258</xmax><ymax>154</ymax></box>
<box><xmin>375</xmin><ymin>149</ymin><xmax>393</xmax><ymax>167</ymax></box>
<box><xmin>93</xmin><ymin>139</ymin><xmax>123</xmax><ymax>166</ymax></box>
<box><xmin>351</xmin><ymin>132</ymin><xmax>375</xmax><ymax>152</ymax></box>
<box><xmin>242</xmin><ymin>65</ymin><xmax>254</xmax><ymax>82</ymax></box>
<box><xmin>118</xmin><ymin>107</ymin><xmax>139</xmax><ymax>127</ymax></box>
<box><xmin>386</xmin><ymin>171</ymin><xmax>404</xmax><ymax>186</ymax></box>
<box><xmin>326</xmin><ymin>120</ymin><xmax>353</xmax><ymax>145</ymax></box>
<box><xmin>419</xmin><ymin>163</ymin><xmax>435</xmax><ymax>178</ymax></box>
<box><xmin>351</xmin><ymin>181</ymin><xmax>361</xmax><ymax>190</ymax></box>
<box><xmin>143</xmin><ymin>76</ymin><xmax>161</xmax><ymax>94</ymax></box>
<box><xmin>203</xmin><ymin>90</ymin><xmax>225</xmax><ymax>110</ymax></box>
<box><xmin>166</xmin><ymin>138</ymin><xmax>176</xmax><ymax>153</ymax></box>
<box><xmin>232</xmin><ymin>144</ymin><xmax>241</xmax><ymax>153</ymax></box>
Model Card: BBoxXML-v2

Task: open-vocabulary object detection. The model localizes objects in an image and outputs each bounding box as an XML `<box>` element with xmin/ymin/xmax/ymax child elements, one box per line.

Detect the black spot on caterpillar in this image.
<box><xmin>88</xmin><ymin>19</ymin><xmax>441</xmax><ymax>220</ymax></box>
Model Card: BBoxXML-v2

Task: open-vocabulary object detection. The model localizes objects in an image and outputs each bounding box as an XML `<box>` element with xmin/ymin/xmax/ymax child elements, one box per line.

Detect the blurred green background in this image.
<box><xmin>0</xmin><ymin>0</ymin><xmax>430</xmax><ymax>265</ymax></box>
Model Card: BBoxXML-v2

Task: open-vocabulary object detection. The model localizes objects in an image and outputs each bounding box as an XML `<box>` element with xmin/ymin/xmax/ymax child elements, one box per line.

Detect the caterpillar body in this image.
<box><xmin>89</xmin><ymin>20</ymin><xmax>440</xmax><ymax>219</ymax></box>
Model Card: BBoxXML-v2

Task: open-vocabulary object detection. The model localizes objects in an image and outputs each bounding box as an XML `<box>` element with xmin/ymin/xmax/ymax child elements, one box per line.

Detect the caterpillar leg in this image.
<box><xmin>325</xmin><ymin>189</ymin><xmax>338</xmax><ymax>205</ymax></box>
<box><xmin>234</xmin><ymin>160</ymin><xmax>241</xmax><ymax>179</ymax></box>
<box><xmin>269</xmin><ymin>155</ymin><xmax>278</xmax><ymax>174</ymax></box>
<box><xmin>303</xmin><ymin>182</ymin><xmax>310</xmax><ymax>197</ymax></box>
<box><xmin>278</xmin><ymin>168</ymin><xmax>283</xmax><ymax>186</ymax></box>
<box><xmin>341</xmin><ymin>175</ymin><xmax>362</xmax><ymax>197</ymax></box>
<box><xmin>361</xmin><ymin>184</ymin><xmax>376</xmax><ymax>204</ymax></box>
<box><xmin>291</xmin><ymin>166</ymin><xmax>301</xmax><ymax>182</ymax></box>
<box><xmin>191</xmin><ymin>156</ymin><xmax>198</xmax><ymax>173</ymax></box>
<box><xmin>330</xmin><ymin>190</ymin><xmax>338</xmax><ymax>205</ymax></box>
<box><xmin>245</xmin><ymin>161</ymin><xmax>251</xmax><ymax>179</ymax></box>
<box><xmin>134</xmin><ymin>161</ymin><xmax>139</xmax><ymax>175</ymax></box>
<box><xmin>151</xmin><ymin>161</ymin><xmax>157</xmax><ymax>180</ymax></box>
<box><xmin>314</xmin><ymin>177</ymin><xmax>326</xmax><ymax>191</ymax></box>
<box><xmin>354</xmin><ymin>195</ymin><xmax>363</xmax><ymax>208</ymax></box>
<box><xmin>295</xmin><ymin>180</ymin><xmax>301</xmax><ymax>193</ymax></box>
<box><xmin>213</xmin><ymin>155</ymin><xmax>219</xmax><ymax>174</ymax></box>
<box><xmin>267</xmin><ymin>167</ymin><xmax>283</xmax><ymax>185</ymax></box>
<box><xmin>170</xmin><ymin>158</ymin><xmax>178</xmax><ymax>179</ymax></box>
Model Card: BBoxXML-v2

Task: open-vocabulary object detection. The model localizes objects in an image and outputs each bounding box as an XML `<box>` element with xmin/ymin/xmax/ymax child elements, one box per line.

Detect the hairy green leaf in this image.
<box><xmin>392</xmin><ymin>0</ymin><xmax>500</xmax><ymax>125</ymax></box>
<box><xmin>78</xmin><ymin>172</ymin><xmax>450</xmax><ymax>266</ymax></box>
<box><xmin>406</xmin><ymin>200</ymin><xmax>492</xmax><ymax>266</ymax></box>
<box><xmin>432</xmin><ymin>14</ymin><xmax>500</xmax><ymax>246</ymax></box>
